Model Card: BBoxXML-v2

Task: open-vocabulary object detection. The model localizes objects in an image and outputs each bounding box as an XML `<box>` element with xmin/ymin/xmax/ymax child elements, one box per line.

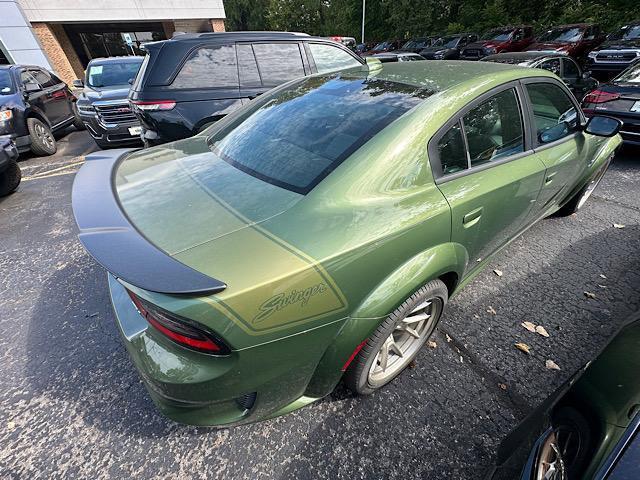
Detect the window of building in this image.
<box><xmin>170</xmin><ymin>45</ymin><xmax>238</xmax><ymax>89</ymax></box>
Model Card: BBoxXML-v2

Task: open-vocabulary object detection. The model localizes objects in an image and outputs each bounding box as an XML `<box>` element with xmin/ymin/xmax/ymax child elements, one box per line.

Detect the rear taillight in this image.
<box><xmin>583</xmin><ymin>90</ymin><xmax>621</xmax><ymax>104</ymax></box>
<box><xmin>130</xmin><ymin>100</ymin><xmax>176</xmax><ymax>111</ymax></box>
<box><xmin>127</xmin><ymin>290</ymin><xmax>229</xmax><ymax>355</ymax></box>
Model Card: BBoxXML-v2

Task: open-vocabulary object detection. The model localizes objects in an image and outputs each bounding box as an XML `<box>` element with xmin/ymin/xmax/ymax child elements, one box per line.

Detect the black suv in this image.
<box><xmin>129</xmin><ymin>32</ymin><xmax>365</xmax><ymax>146</ymax></box>
<box><xmin>0</xmin><ymin>65</ymin><xmax>83</xmax><ymax>156</ymax></box>
<box><xmin>587</xmin><ymin>22</ymin><xmax>640</xmax><ymax>77</ymax></box>
<box><xmin>74</xmin><ymin>56</ymin><xmax>144</xmax><ymax>149</ymax></box>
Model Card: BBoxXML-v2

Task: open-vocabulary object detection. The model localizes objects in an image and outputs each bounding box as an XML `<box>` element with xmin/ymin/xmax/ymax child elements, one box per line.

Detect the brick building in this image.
<box><xmin>0</xmin><ymin>0</ymin><xmax>226</xmax><ymax>84</ymax></box>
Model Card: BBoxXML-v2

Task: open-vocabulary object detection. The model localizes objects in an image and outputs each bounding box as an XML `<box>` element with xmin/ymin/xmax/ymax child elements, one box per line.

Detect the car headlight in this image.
<box><xmin>0</xmin><ymin>110</ymin><xmax>13</xmax><ymax>122</ymax></box>
<box><xmin>76</xmin><ymin>103</ymin><xmax>95</xmax><ymax>115</ymax></box>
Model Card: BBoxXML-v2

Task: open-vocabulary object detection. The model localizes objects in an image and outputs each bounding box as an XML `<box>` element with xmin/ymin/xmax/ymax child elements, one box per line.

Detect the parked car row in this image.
<box><xmin>359</xmin><ymin>20</ymin><xmax>640</xmax><ymax>74</ymax></box>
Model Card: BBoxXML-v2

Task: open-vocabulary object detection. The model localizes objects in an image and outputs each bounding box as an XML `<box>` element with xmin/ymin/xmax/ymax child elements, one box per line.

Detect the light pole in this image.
<box><xmin>361</xmin><ymin>0</ymin><xmax>365</xmax><ymax>44</ymax></box>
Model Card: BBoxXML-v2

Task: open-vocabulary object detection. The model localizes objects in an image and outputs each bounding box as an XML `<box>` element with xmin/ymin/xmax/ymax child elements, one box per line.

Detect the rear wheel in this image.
<box><xmin>0</xmin><ymin>160</ymin><xmax>21</xmax><ymax>196</ymax></box>
<box><xmin>27</xmin><ymin>117</ymin><xmax>56</xmax><ymax>156</ymax></box>
<box><xmin>551</xmin><ymin>406</ymin><xmax>595</xmax><ymax>478</ymax></box>
<box><xmin>344</xmin><ymin>279</ymin><xmax>448</xmax><ymax>395</ymax></box>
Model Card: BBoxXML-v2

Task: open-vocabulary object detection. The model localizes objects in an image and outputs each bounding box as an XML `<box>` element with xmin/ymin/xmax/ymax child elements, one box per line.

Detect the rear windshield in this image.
<box><xmin>206</xmin><ymin>73</ymin><xmax>430</xmax><ymax>194</ymax></box>
<box><xmin>607</xmin><ymin>24</ymin><xmax>640</xmax><ymax>41</ymax></box>
<box><xmin>615</xmin><ymin>63</ymin><xmax>640</xmax><ymax>83</ymax></box>
<box><xmin>483</xmin><ymin>30</ymin><xmax>513</xmax><ymax>41</ymax></box>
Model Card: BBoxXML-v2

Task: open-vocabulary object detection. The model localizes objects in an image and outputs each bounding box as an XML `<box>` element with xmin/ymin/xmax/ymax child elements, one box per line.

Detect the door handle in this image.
<box><xmin>545</xmin><ymin>172</ymin><xmax>558</xmax><ymax>185</ymax></box>
<box><xmin>462</xmin><ymin>207</ymin><xmax>483</xmax><ymax>228</ymax></box>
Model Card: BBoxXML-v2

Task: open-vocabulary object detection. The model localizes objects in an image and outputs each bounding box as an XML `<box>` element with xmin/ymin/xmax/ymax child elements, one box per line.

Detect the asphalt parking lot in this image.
<box><xmin>1</xmin><ymin>130</ymin><xmax>639</xmax><ymax>479</ymax></box>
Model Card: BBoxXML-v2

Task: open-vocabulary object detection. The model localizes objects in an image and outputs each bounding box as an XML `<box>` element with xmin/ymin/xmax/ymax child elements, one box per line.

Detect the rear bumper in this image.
<box><xmin>108</xmin><ymin>274</ymin><xmax>344</xmax><ymax>426</ymax></box>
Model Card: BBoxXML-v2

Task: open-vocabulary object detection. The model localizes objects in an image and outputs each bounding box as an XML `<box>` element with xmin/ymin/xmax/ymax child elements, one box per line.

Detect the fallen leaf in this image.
<box><xmin>476</xmin><ymin>258</ymin><xmax>482</xmax><ymax>262</ymax></box>
<box><xmin>598</xmin><ymin>284</ymin><xmax>607</xmax><ymax>289</ymax></box>
<box><xmin>613</xmin><ymin>223</ymin><xmax>625</xmax><ymax>229</ymax></box>
<box><xmin>515</xmin><ymin>342</ymin><xmax>531</xmax><ymax>354</ymax></box>
<box><xmin>494</xmin><ymin>269</ymin><xmax>503</xmax><ymax>277</ymax></box>
<box><xmin>535</xmin><ymin>326</ymin><xmax>550</xmax><ymax>337</ymax></box>
<box><xmin>473</xmin><ymin>314</ymin><xmax>479</xmax><ymax>319</ymax></box>
<box><xmin>584</xmin><ymin>291</ymin><xmax>597</xmax><ymax>299</ymax></box>
<box><xmin>427</xmin><ymin>340</ymin><xmax>437</xmax><ymax>349</ymax></box>
<box><xmin>408</xmin><ymin>360</ymin><xmax>417</xmax><ymax>369</ymax></box>
<box><xmin>7</xmin><ymin>421</ymin><xmax>15</xmax><ymax>430</ymax></box>
<box><xmin>487</xmin><ymin>306</ymin><xmax>497</xmax><ymax>315</ymax></box>
<box><xmin>460</xmin><ymin>356</ymin><xmax>464</xmax><ymax>363</ymax></box>
<box><xmin>545</xmin><ymin>359</ymin><xmax>561</xmax><ymax>371</ymax></box>
<box><xmin>521</xmin><ymin>321</ymin><xmax>536</xmax><ymax>333</ymax></box>
<box><xmin>498</xmin><ymin>383</ymin><xmax>507</xmax><ymax>390</ymax></box>
<box><xmin>445</xmin><ymin>333</ymin><xmax>452</xmax><ymax>343</ymax></box>
<box><xmin>599</xmin><ymin>274</ymin><xmax>607</xmax><ymax>279</ymax></box>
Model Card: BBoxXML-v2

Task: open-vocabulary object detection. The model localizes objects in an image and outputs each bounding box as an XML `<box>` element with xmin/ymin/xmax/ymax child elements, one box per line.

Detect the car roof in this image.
<box><xmin>371</xmin><ymin>60</ymin><xmax>541</xmax><ymax>90</ymax></box>
<box><xmin>166</xmin><ymin>31</ymin><xmax>313</xmax><ymax>43</ymax></box>
<box><xmin>482</xmin><ymin>51</ymin><xmax>567</xmax><ymax>63</ymax></box>
<box><xmin>88</xmin><ymin>56</ymin><xmax>144</xmax><ymax>65</ymax></box>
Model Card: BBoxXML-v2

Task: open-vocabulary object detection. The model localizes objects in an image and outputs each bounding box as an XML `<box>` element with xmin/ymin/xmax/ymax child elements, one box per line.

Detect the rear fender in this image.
<box><xmin>304</xmin><ymin>242</ymin><xmax>468</xmax><ymax>397</ymax></box>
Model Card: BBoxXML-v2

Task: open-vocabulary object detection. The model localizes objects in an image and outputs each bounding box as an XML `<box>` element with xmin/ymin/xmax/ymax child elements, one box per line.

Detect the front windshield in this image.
<box><xmin>608</xmin><ymin>24</ymin><xmax>640</xmax><ymax>41</ymax></box>
<box><xmin>403</xmin><ymin>38</ymin><xmax>431</xmax><ymax>49</ymax></box>
<box><xmin>0</xmin><ymin>70</ymin><xmax>14</xmax><ymax>94</ymax></box>
<box><xmin>373</xmin><ymin>42</ymin><xmax>391</xmax><ymax>51</ymax></box>
<box><xmin>615</xmin><ymin>62</ymin><xmax>640</xmax><ymax>83</ymax></box>
<box><xmin>482</xmin><ymin>30</ymin><xmax>513</xmax><ymax>41</ymax></box>
<box><xmin>433</xmin><ymin>36</ymin><xmax>460</xmax><ymax>48</ymax></box>
<box><xmin>87</xmin><ymin>61</ymin><xmax>143</xmax><ymax>87</ymax></box>
<box><xmin>206</xmin><ymin>73</ymin><xmax>432</xmax><ymax>194</ymax></box>
<box><xmin>538</xmin><ymin>27</ymin><xmax>584</xmax><ymax>42</ymax></box>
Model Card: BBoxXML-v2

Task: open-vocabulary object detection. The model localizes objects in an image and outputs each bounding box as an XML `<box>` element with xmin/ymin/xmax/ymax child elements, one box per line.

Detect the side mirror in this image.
<box><xmin>24</xmin><ymin>83</ymin><xmax>41</xmax><ymax>93</ymax></box>
<box><xmin>539</xmin><ymin>122</ymin><xmax>570</xmax><ymax>143</ymax></box>
<box><xmin>584</xmin><ymin>115</ymin><xmax>622</xmax><ymax>137</ymax></box>
<box><xmin>72</xmin><ymin>79</ymin><xmax>84</xmax><ymax>88</ymax></box>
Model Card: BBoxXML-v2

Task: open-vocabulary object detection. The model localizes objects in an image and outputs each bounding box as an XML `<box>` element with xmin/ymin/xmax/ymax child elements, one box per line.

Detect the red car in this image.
<box><xmin>526</xmin><ymin>23</ymin><xmax>605</xmax><ymax>59</ymax></box>
<box><xmin>460</xmin><ymin>25</ymin><xmax>534</xmax><ymax>60</ymax></box>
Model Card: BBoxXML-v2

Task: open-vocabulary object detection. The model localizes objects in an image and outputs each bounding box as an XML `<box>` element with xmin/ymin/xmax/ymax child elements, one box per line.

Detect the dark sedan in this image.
<box><xmin>419</xmin><ymin>33</ymin><xmax>478</xmax><ymax>60</ymax></box>
<box><xmin>400</xmin><ymin>37</ymin><xmax>438</xmax><ymax>53</ymax></box>
<box><xmin>482</xmin><ymin>52</ymin><xmax>598</xmax><ymax>99</ymax></box>
<box><xmin>582</xmin><ymin>60</ymin><xmax>640</xmax><ymax>145</ymax></box>
<box><xmin>362</xmin><ymin>39</ymin><xmax>404</xmax><ymax>56</ymax></box>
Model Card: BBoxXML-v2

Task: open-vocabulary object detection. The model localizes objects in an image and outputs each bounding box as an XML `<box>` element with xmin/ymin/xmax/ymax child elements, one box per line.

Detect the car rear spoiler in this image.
<box><xmin>72</xmin><ymin>149</ymin><xmax>227</xmax><ymax>295</ymax></box>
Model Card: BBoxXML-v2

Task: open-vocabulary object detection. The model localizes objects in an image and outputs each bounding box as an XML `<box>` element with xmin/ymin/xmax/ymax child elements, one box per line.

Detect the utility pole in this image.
<box><xmin>361</xmin><ymin>0</ymin><xmax>366</xmax><ymax>44</ymax></box>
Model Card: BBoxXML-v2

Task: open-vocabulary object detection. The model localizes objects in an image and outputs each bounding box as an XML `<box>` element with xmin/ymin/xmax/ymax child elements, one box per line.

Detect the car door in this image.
<box><xmin>306</xmin><ymin>42</ymin><xmax>362</xmax><ymax>74</ymax></box>
<box><xmin>521</xmin><ymin>79</ymin><xmax>589</xmax><ymax>218</ymax></box>
<box><xmin>430</xmin><ymin>83</ymin><xmax>546</xmax><ymax>268</ymax></box>
<box><xmin>560</xmin><ymin>57</ymin><xmax>585</xmax><ymax>98</ymax></box>
<box><xmin>30</xmin><ymin>68</ymin><xmax>71</xmax><ymax>126</ymax></box>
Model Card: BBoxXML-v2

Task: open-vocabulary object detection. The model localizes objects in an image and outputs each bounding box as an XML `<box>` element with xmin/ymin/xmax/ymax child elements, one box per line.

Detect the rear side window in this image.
<box><xmin>31</xmin><ymin>69</ymin><xmax>55</xmax><ymax>88</ymax></box>
<box><xmin>170</xmin><ymin>45</ymin><xmax>238</xmax><ymax>89</ymax></box>
<box><xmin>437</xmin><ymin>122</ymin><xmax>468</xmax><ymax>175</ymax></box>
<box><xmin>562</xmin><ymin>58</ymin><xmax>579</xmax><ymax>79</ymax></box>
<box><xmin>131</xmin><ymin>54</ymin><xmax>149</xmax><ymax>91</ymax></box>
<box><xmin>253</xmin><ymin>43</ymin><xmax>305</xmax><ymax>87</ymax></box>
<box><xmin>526</xmin><ymin>83</ymin><xmax>578</xmax><ymax>143</ymax></box>
<box><xmin>308</xmin><ymin>43</ymin><xmax>361</xmax><ymax>74</ymax></box>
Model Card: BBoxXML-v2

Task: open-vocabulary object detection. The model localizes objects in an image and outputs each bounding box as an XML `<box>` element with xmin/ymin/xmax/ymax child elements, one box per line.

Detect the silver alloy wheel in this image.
<box><xmin>367</xmin><ymin>297</ymin><xmax>442</xmax><ymax>387</ymax></box>
<box><xmin>535</xmin><ymin>431</ymin><xmax>566</xmax><ymax>480</ymax></box>
<box><xmin>35</xmin><ymin>122</ymin><xmax>54</xmax><ymax>150</ymax></box>
<box><xmin>576</xmin><ymin>163</ymin><xmax>608</xmax><ymax>210</ymax></box>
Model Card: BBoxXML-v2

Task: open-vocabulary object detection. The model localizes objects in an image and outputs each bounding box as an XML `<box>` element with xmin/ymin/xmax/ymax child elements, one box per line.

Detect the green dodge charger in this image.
<box><xmin>73</xmin><ymin>61</ymin><xmax>622</xmax><ymax>426</ymax></box>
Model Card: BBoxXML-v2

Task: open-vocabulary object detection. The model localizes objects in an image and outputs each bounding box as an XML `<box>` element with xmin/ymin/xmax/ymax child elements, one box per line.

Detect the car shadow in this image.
<box><xmin>276</xmin><ymin>224</ymin><xmax>640</xmax><ymax>479</ymax></box>
<box><xmin>23</xmin><ymin>223</ymin><xmax>640</xmax><ymax>463</ymax></box>
<box><xmin>17</xmin><ymin>126</ymin><xmax>97</xmax><ymax>163</ymax></box>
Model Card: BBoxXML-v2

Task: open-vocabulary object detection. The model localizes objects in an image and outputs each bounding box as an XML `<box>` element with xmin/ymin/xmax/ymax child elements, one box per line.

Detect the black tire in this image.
<box><xmin>557</xmin><ymin>160</ymin><xmax>610</xmax><ymax>216</ymax></box>
<box><xmin>27</xmin><ymin>117</ymin><xmax>57</xmax><ymax>156</ymax></box>
<box><xmin>344</xmin><ymin>279</ymin><xmax>448</xmax><ymax>395</ymax></box>
<box><xmin>72</xmin><ymin>104</ymin><xmax>86</xmax><ymax>131</ymax></box>
<box><xmin>0</xmin><ymin>160</ymin><xmax>21</xmax><ymax>196</ymax></box>
<box><xmin>552</xmin><ymin>406</ymin><xmax>595</xmax><ymax>478</ymax></box>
